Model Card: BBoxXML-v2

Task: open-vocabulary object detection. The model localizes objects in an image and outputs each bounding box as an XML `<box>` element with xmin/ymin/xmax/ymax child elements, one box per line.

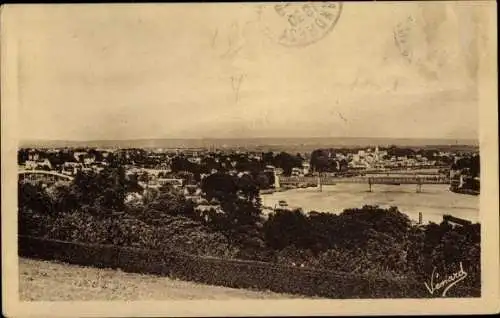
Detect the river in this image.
<box><xmin>260</xmin><ymin>184</ymin><xmax>479</xmax><ymax>224</ymax></box>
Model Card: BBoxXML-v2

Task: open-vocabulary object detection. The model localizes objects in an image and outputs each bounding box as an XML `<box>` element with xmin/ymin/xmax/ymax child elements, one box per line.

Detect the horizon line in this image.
<box><xmin>20</xmin><ymin>136</ymin><xmax>479</xmax><ymax>143</ymax></box>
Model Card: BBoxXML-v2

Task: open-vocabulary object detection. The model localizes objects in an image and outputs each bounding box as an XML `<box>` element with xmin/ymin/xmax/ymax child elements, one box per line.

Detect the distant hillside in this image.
<box><xmin>20</xmin><ymin>137</ymin><xmax>479</xmax><ymax>152</ymax></box>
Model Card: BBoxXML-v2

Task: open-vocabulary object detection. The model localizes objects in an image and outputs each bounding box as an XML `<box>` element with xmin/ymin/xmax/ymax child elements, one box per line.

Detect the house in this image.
<box><xmin>196</xmin><ymin>205</ymin><xmax>224</xmax><ymax>222</ymax></box>
<box><xmin>25</xmin><ymin>158</ymin><xmax>52</xmax><ymax>170</ymax></box>
<box><xmin>126</xmin><ymin>167</ymin><xmax>141</xmax><ymax>176</ymax></box>
<box><xmin>291</xmin><ymin>167</ymin><xmax>302</xmax><ymax>177</ymax></box>
<box><xmin>185</xmin><ymin>195</ymin><xmax>203</xmax><ymax>203</ymax></box>
<box><xmin>348</xmin><ymin>161</ymin><xmax>367</xmax><ymax>169</ymax></box>
<box><xmin>125</xmin><ymin>192</ymin><xmax>143</xmax><ymax>204</ymax></box>
<box><xmin>28</xmin><ymin>153</ymin><xmax>40</xmax><ymax>161</ymax></box>
<box><xmin>335</xmin><ymin>153</ymin><xmax>346</xmax><ymax>160</ymax></box>
<box><xmin>83</xmin><ymin>156</ymin><xmax>96</xmax><ymax>165</ymax></box>
<box><xmin>187</xmin><ymin>157</ymin><xmax>201</xmax><ymax>164</ymax></box>
<box><xmin>62</xmin><ymin>162</ymin><xmax>82</xmax><ymax>176</ymax></box>
<box><xmin>157</xmin><ymin>178</ymin><xmax>184</xmax><ymax>188</ymax></box>
<box><xmin>73</xmin><ymin>152</ymin><xmax>88</xmax><ymax>162</ymax></box>
<box><xmin>24</xmin><ymin>160</ymin><xmax>38</xmax><ymax>170</ymax></box>
<box><xmin>143</xmin><ymin>168</ymin><xmax>171</xmax><ymax>177</ymax></box>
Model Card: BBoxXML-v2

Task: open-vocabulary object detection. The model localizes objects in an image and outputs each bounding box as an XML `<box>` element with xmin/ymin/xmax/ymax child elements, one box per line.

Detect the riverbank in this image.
<box><xmin>450</xmin><ymin>188</ymin><xmax>480</xmax><ymax>196</ymax></box>
<box><xmin>261</xmin><ymin>184</ymin><xmax>479</xmax><ymax>224</ymax></box>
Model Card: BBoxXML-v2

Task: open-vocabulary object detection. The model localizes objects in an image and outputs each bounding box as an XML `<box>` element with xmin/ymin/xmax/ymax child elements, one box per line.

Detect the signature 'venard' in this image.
<box><xmin>424</xmin><ymin>262</ymin><xmax>468</xmax><ymax>297</ymax></box>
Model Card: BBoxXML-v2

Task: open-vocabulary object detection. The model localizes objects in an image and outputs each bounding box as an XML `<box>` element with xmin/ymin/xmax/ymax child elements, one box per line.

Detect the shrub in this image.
<box><xmin>19</xmin><ymin>207</ymin><xmax>238</xmax><ymax>258</ymax></box>
<box><xmin>262</xmin><ymin>205</ymin><xmax>480</xmax><ymax>295</ymax></box>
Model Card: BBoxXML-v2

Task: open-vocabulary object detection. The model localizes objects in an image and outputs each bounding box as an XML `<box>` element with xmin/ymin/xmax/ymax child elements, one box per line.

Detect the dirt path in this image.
<box><xmin>19</xmin><ymin>258</ymin><xmax>303</xmax><ymax>300</ymax></box>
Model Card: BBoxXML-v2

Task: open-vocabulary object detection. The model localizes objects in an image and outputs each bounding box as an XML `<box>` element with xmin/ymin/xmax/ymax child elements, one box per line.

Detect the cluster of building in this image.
<box><xmin>19</xmin><ymin>146</ymin><xmax>475</xmax><ymax>192</ymax></box>
<box><xmin>345</xmin><ymin>147</ymin><xmax>437</xmax><ymax>170</ymax></box>
<box><xmin>22</xmin><ymin>150</ymin><xmax>108</xmax><ymax>175</ymax></box>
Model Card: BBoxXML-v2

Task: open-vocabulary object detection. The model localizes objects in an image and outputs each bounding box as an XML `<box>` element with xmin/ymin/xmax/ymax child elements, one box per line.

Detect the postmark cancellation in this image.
<box><xmin>258</xmin><ymin>2</ymin><xmax>343</xmax><ymax>47</ymax></box>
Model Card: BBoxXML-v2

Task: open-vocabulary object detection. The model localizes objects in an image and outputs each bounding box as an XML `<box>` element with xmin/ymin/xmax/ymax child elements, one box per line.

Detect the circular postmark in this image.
<box><xmin>258</xmin><ymin>2</ymin><xmax>343</xmax><ymax>47</ymax></box>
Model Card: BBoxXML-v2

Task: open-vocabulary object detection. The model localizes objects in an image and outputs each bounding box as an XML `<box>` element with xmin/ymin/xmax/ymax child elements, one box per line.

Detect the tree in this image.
<box><xmin>262</xmin><ymin>151</ymin><xmax>274</xmax><ymax>166</ymax></box>
<box><xmin>236</xmin><ymin>173</ymin><xmax>260</xmax><ymax>203</ymax></box>
<box><xmin>66</xmin><ymin>167</ymin><xmax>127</xmax><ymax>214</ymax></box>
<box><xmin>201</xmin><ymin>172</ymin><xmax>264</xmax><ymax>250</ymax></box>
<box><xmin>310</xmin><ymin>149</ymin><xmax>331</xmax><ymax>173</ymax></box>
<box><xmin>18</xmin><ymin>181</ymin><xmax>54</xmax><ymax>214</ymax></box>
<box><xmin>264</xmin><ymin>209</ymin><xmax>310</xmax><ymax>250</ymax></box>
<box><xmin>18</xmin><ymin>149</ymin><xmax>30</xmax><ymax>164</ymax></box>
<box><xmin>273</xmin><ymin>152</ymin><xmax>302</xmax><ymax>176</ymax></box>
<box><xmin>87</xmin><ymin>148</ymin><xmax>104</xmax><ymax>162</ymax></box>
<box><xmin>387</xmin><ymin>146</ymin><xmax>416</xmax><ymax>158</ymax></box>
<box><xmin>255</xmin><ymin>171</ymin><xmax>273</xmax><ymax>189</ymax></box>
<box><xmin>201</xmin><ymin>172</ymin><xmax>238</xmax><ymax>202</ymax></box>
<box><xmin>142</xmin><ymin>186</ymin><xmax>196</xmax><ymax>221</ymax></box>
<box><xmin>200</xmin><ymin>156</ymin><xmax>221</xmax><ymax>173</ymax></box>
<box><xmin>339</xmin><ymin>158</ymin><xmax>348</xmax><ymax>172</ymax></box>
<box><xmin>171</xmin><ymin>156</ymin><xmax>199</xmax><ymax>174</ymax></box>
<box><xmin>235</xmin><ymin>158</ymin><xmax>261</xmax><ymax>173</ymax></box>
<box><xmin>207</xmin><ymin>196</ymin><xmax>263</xmax><ymax>248</ymax></box>
<box><xmin>126</xmin><ymin>173</ymin><xmax>143</xmax><ymax>193</ymax></box>
<box><xmin>470</xmin><ymin>154</ymin><xmax>480</xmax><ymax>177</ymax></box>
<box><xmin>138</xmin><ymin>171</ymin><xmax>150</xmax><ymax>183</ymax></box>
<box><xmin>51</xmin><ymin>182</ymin><xmax>79</xmax><ymax>213</ymax></box>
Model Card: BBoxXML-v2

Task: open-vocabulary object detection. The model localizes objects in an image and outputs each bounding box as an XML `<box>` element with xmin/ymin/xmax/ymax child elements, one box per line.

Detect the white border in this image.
<box><xmin>2</xmin><ymin>2</ymin><xmax>499</xmax><ymax>316</ymax></box>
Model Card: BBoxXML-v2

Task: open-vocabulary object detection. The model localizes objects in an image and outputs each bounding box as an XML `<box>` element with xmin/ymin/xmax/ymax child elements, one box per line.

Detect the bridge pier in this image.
<box><xmin>368</xmin><ymin>178</ymin><xmax>372</xmax><ymax>192</ymax></box>
<box><xmin>416</xmin><ymin>178</ymin><xmax>422</xmax><ymax>193</ymax></box>
<box><xmin>274</xmin><ymin>171</ymin><xmax>280</xmax><ymax>189</ymax></box>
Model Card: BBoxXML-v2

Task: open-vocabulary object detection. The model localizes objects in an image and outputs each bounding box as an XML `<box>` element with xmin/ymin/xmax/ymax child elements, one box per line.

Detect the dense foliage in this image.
<box><xmin>18</xmin><ymin>167</ymin><xmax>480</xmax><ymax>296</ymax></box>
<box><xmin>310</xmin><ymin>149</ymin><xmax>347</xmax><ymax>173</ymax></box>
<box><xmin>18</xmin><ymin>170</ymin><xmax>239</xmax><ymax>258</ymax></box>
<box><xmin>263</xmin><ymin>207</ymin><xmax>480</xmax><ymax>288</ymax></box>
<box><xmin>450</xmin><ymin>154</ymin><xmax>480</xmax><ymax>192</ymax></box>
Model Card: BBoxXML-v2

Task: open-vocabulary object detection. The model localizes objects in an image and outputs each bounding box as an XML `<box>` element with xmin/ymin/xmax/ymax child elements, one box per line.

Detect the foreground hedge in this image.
<box><xmin>18</xmin><ymin>235</ymin><xmax>479</xmax><ymax>298</ymax></box>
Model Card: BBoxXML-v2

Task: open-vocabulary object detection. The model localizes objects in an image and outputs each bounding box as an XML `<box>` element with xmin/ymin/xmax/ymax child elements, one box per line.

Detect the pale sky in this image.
<box><xmin>13</xmin><ymin>2</ymin><xmax>486</xmax><ymax>141</ymax></box>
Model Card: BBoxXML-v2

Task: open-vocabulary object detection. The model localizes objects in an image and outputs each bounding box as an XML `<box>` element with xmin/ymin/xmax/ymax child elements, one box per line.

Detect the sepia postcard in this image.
<box><xmin>1</xmin><ymin>1</ymin><xmax>499</xmax><ymax>316</ymax></box>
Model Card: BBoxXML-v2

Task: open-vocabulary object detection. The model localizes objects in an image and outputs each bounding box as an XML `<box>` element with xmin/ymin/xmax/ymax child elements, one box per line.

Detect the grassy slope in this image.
<box><xmin>19</xmin><ymin>258</ymin><xmax>304</xmax><ymax>301</ymax></box>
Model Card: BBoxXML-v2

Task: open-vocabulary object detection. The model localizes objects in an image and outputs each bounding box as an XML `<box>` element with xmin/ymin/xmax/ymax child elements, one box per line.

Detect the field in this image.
<box><xmin>19</xmin><ymin>258</ymin><xmax>305</xmax><ymax>301</ymax></box>
<box><xmin>261</xmin><ymin>184</ymin><xmax>479</xmax><ymax>224</ymax></box>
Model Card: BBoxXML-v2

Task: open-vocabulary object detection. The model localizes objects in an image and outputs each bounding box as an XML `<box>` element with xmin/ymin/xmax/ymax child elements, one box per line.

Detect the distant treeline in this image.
<box><xmin>20</xmin><ymin>137</ymin><xmax>479</xmax><ymax>151</ymax></box>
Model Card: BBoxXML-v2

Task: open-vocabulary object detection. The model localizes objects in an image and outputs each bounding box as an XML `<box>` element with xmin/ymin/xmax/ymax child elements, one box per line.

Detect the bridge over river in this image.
<box><xmin>18</xmin><ymin>170</ymin><xmax>74</xmax><ymax>185</ymax></box>
<box><xmin>278</xmin><ymin>175</ymin><xmax>450</xmax><ymax>193</ymax></box>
